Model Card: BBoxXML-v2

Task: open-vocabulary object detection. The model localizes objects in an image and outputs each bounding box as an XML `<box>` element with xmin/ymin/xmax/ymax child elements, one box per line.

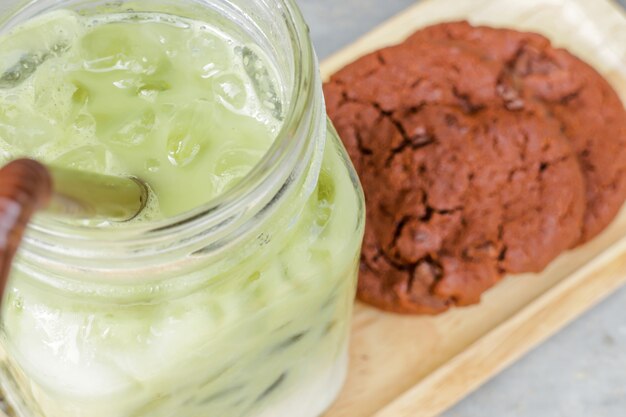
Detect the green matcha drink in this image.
<box><xmin>0</xmin><ymin>4</ymin><xmax>364</xmax><ymax>417</ymax></box>
<box><xmin>0</xmin><ymin>10</ymin><xmax>279</xmax><ymax>218</ymax></box>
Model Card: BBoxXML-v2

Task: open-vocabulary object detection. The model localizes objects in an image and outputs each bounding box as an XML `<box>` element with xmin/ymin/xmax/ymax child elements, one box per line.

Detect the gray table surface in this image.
<box><xmin>296</xmin><ymin>0</ymin><xmax>626</xmax><ymax>416</ymax></box>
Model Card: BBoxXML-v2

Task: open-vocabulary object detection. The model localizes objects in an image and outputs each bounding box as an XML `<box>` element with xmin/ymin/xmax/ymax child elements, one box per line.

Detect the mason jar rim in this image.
<box><xmin>0</xmin><ymin>0</ymin><xmax>319</xmax><ymax>250</ymax></box>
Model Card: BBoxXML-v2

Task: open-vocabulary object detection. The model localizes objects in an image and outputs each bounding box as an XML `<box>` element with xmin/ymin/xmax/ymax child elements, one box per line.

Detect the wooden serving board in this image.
<box><xmin>320</xmin><ymin>0</ymin><xmax>626</xmax><ymax>416</ymax></box>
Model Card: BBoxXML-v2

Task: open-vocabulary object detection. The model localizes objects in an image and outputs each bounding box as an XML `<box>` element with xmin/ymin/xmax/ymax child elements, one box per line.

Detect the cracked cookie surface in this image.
<box><xmin>408</xmin><ymin>21</ymin><xmax>626</xmax><ymax>243</ymax></box>
<box><xmin>324</xmin><ymin>40</ymin><xmax>586</xmax><ymax>314</ymax></box>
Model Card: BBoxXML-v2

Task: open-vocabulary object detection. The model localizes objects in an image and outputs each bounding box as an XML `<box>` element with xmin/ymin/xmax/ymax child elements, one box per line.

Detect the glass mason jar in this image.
<box><xmin>0</xmin><ymin>1</ymin><xmax>365</xmax><ymax>417</ymax></box>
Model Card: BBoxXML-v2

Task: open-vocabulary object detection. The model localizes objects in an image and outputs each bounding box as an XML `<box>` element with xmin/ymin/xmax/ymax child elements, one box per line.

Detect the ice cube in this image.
<box><xmin>0</xmin><ymin>52</ymin><xmax>47</xmax><ymax>89</ymax></box>
<box><xmin>4</xmin><ymin>299</ymin><xmax>135</xmax><ymax>398</ymax></box>
<box><xmin>187</xmin><ymin>31</ymin><xmax>230</xmax><ymax>79</ymax></box>
<box><xmin>69</xmin><ymin>68</ymin><xmax>141</xmax><ymax>122</ymax></box>
<box><xmin>54</xmin><ymin>145</ymin><xmax>107</xmax><ymax>173</ymax></box>
<box><xmin>80</xmin><ymin>22</ymin><xmax>171</xmax><ymax>75</ymax></box>
<box><xmin>136</xmin><ymin>79</ymin><xmax>171</xmax><ymax>103</ymax></box>
<box><xmin>33</xmin><ymin>72</ymin><xmax>79</xmax><ymax>123</ymax></box>
<box><xmin>166</xmin><ymin>101</ymin><xmax>212</xmax><ymax>167</ymax></box>
<box><xmin>0</xmin><ymin>102</ymin><xmax>53</xmax><ymax>151</ymax></box>
<box><xmin>0</xmin><ymin>10</ymin><xmax>83</xmax><ymax>88</ymax></box>
<box><xmin>101</xmin><ymin>303</ymin><xmax>217</xmax><ymax>382</ymax></box>
<box><xmin>213</xmin><ymin>73</ymin><xmax>247</xmax><ymax>111</ymax></box>
<box><xmin>213</xmin><ymin>148</ymin><xmax>265</xmax><ymax>193</ymax></box>
<box><xmin>240</xmin><ymin>46</ymin><xmax>283</xmax><ymax>120</ymax></box>
<box><xmin>71</xmin><ymin>112</ymin><xmax>96</xmax><ymax>136</ymax></box>
<box><xmin>109</xmin><ymin>109</ymin><xmax>156</xmax><ymax>147</ymax></box>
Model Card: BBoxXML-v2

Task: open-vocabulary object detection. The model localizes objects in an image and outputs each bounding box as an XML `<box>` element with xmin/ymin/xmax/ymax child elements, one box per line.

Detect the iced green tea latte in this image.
<box><xmin>0</xmin><ymin>5</ymin><xmax>364</xmax><ymax>417</ymax></box>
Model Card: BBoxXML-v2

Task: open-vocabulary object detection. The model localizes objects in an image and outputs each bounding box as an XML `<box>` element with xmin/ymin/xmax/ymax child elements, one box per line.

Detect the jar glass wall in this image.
<box><xmin>0</xmin><ymin>1</ymin><xmax>365</xmax><ymax>417</ymax></box>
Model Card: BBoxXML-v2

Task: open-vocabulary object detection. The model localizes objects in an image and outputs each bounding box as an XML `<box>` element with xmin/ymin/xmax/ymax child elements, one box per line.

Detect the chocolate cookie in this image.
<box><xmin>324</xmin><ymin>41</ymin><xmax>586</xmax><ymax>314</ymax></box>
<box><xmin>408</xmin><ymin>21</ymin><xmax>626</xmax><ymax>242</ymax></box>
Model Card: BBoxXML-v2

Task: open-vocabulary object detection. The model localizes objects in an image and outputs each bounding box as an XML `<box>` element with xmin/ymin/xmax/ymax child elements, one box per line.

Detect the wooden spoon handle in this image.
<box><xmin>0</xmin><ymin>159</ymin><xmax>51</xmax><ymax>299</ymax></box>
